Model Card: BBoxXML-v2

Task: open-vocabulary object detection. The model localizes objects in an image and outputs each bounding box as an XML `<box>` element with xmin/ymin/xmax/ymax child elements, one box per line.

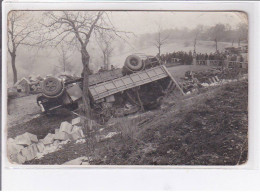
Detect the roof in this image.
<box><xmin>14</xmin><ymin>77</ymin><xmax>30</xmax><ymax>86</ymax></box>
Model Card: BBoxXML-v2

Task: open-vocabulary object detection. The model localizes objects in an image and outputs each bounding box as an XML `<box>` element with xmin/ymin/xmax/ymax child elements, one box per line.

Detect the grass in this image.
<box><xmin>25</xmin><ymin>78</ymin><xmax>248</xmax><ymax>165</ymax></box>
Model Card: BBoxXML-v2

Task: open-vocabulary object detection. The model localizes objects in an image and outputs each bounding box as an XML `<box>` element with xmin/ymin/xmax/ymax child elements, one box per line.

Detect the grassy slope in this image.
<box><xmin>27</xmin><ymin>79</ymin><xmax>248</xmax><ymax>165</ymax></box>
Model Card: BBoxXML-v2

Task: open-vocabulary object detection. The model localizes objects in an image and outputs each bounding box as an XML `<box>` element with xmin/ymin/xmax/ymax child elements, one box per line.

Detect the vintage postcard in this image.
<box><xmin>5</xmin><ymin>9</ymin><xmax>248</xmax><ymax>166</ymax></box>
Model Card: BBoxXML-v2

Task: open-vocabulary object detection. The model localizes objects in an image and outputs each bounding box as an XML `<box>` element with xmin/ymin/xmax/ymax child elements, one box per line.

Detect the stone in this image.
<box><xmin>21</xmin><ymin>144</ymin><xmax>38</xmax><ymax>161</ymax></box>
<box><xmin>36</xmin><ymin>152</ymin><xmax>44</xmax><ymax>159</ymax></box>
<box><xmin>15</xmin><ymin>134</ymin><xmax>32</xmax><ymax>146</ymax></box>
<box><xmin>42</xmin><ymin>133</ymin><xmax>55</xmax><ymax>145</ymax></box>
<box><xmin>78</xmin><ymin>129</ymin><xmax>85</xmax><ymax>138</ymax></box>
<box><xmin>71</xmin><ymin>117</ymin><xmax>81</xmax><ymax>126</ymax></box>
<box><xmin>54</xmin><ymin>131</ymin><xmax>69</xmax><ymax>141</ymax></box>
<box><xmin>68</xmin><ymin>126</ymin><xmax>85</xmax><ymax>140</ymax></box>
<box><xmin>100</xmin><ymin>132</ymin><xmax>118</xmax><ymax>141</ymax></box>
<box><xmin>81</xmin><ymin>161</ymin><xmax>90</xmax><ymax>165</ymax></box>
<box><xmin>16</xmin><ymin>153</ymin><xmax>26</xmax><ymax>164</ymax></box>
<box><xmin>63</xmin><ymin>156</ymin><xmax>89</xmax><ymax>165</ymax></box>
<box><xmin>59</xmin><ymin>139</ymin><xmax>71</xmax><ymax>145</ymax></box>
<box><xmin>25</xmin><ymin>132</ymin><xmax>38</xmax><ymax>143</ymax></box>
<box><xmin>76</xmin><ymin>139</ymin><xmax>86</xmax><ymax>144</ymax></box>
<box><xmin>53</xmin><ymin>140</ymin><xmax>61</xmax><ymax>147</ymax></box>
<box><xmin>55</xmin><ymin>128</ymin><xmax>60</xmax><ymax>134</ymax></box>
<box><xmin>68</xmin><ymin>132</ymin><xmax>81</xmax><ymax>141</ymax></box>
<box><xmin>14</xmin><ymin>132</ymin><xmax>38</xmax><ymax>146</ymax></box>
<box><xmin>7</xmin><ymin>138</ymin><xmax>15</xmax><ymax>145</ymax></box>
<box><xmin>7</xmin><ymin>142</ymin><xmax>24</xmax><ymax>156</ymax></box>
<box><xmin>43</xmin><ymin>144</ymin><xmax>59</xmax><ymax>154</ymax></box>
<box><xmin>60</xmin><ymin>121</ymin><xmax>73</xmax><ymax>133</ymax></box>
<box><xmin>10</xmin><ymin>153</ymin><xmax>26</xmax><ymax>164</ymax></box>
<box><xmin>36</xmin><ymin>141</ymin><xmax>45</xmax><ymax>153</ymax></box>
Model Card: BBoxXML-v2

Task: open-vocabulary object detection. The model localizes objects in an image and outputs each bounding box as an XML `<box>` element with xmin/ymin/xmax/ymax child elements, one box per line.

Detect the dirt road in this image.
<box><xmin>7</xmin><ymin>94</ymin><xmax>42</xmax><ymax>128</ymax></box>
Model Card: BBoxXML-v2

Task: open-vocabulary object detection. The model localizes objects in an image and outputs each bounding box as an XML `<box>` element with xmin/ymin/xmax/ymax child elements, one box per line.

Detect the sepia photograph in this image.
<box><xmin>5</xmin><ymin>10</ymin><xmax>248</xmax><ymax>166</ymax></box>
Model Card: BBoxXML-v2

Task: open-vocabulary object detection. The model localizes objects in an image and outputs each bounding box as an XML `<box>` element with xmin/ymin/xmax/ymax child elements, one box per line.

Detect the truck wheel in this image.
<box><xmin>124</xmin><ymin>55</ymin><xmax>144</xmax><ymax>71</ymax></box>
<box><xmin>41</xmin><ymin>77</ymin><xmax>64</xmax><ymax>97</ymax></box>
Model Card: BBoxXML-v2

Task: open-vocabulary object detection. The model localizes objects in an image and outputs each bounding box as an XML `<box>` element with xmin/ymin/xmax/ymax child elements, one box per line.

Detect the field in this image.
<box><xmin>7</xmin><ymin>65</ymin><xmax>248</xmax><ymax>165</ymax></box>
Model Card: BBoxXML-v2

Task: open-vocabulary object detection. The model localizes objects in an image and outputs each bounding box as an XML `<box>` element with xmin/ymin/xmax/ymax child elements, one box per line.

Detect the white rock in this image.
<box><xmin>7</xmin><ymin>142</ymin><xmax>24</xmax><ymax>156</ymax></box>
<box><xmin>10</xmin><ymin>153</ymin><xmax>26</xmax><ymax>164</ymax></box>
<box><xmin>60</xmin><ymin>121</ymin><xmax>73</xmax><ymax>133</ymax></box>
<box><xmin>21</xmin><ymin>144</ymin><xmax>38</xmax><ymax>161</ymax></box>
<box><xmin>72</xmin><ymin>117</ymin><xmax>81</xmax><ymax>126</ymax></box>
<box><xmin>76</xmin><ymin>139</ymin><xmax>86</xmax><ymax>144</ymax></box>
<box><xmin>25</xmin><ymin>132</ymin><xmax>38</xmax><ymax>143</ymax></box>
<box><xmin>68</xmin><ymin>132</ymin><xmax>81</xmax><ymax>141</ymax></box>
<box><xmin>36</xmin><ymin>141</ymin><xmax>45</xmax><ymax>153</ymax></box>
<box><xmin>59</xmin><ymin>139</ymin><xmax>71</xmax><ymax>145</ymax></box>
<box><xmin>54</xmin><ymin>131</ymin><xmax>70</xmax><ymax>141</ymax></box>
<box><xmin>63</xmin><ymin>156</ymin><xmax>89</xmax><ymax>165</ymax></box>
<box><xmin>42</xmin><ymin>133</ymin><xmax>55</xmax><ymax>145</ymax></box>
<box><xmin>100</xmin><ymin>132</ymin><xmax>118</xmax><ymax>141</ymax></box>
<box><xmin>81</xmin><ymin>161</ymin><xmax>90</xmax><ymax>165</ymax></box>
<box><xmin>15</xmin><ymin>134</ymin><xmax>32</xmax><ymax>146</ymax></box>
<box><xmin>14</xmin><ymin>132</ymin><xmax>38</xmax><ymax>146</ymax></box>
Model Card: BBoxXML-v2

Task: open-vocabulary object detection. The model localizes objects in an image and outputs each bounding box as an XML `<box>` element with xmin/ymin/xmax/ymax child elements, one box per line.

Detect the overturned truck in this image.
<box><xmin>37</xmin><ymin>54</ymin><xmax>181</xmax><ymax>122</ymax></box>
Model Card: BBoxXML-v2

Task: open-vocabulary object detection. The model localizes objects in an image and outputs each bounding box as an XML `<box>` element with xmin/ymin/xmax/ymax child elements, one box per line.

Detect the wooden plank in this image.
<box><xmin>162</xmin><ymin>65</ymin><xmax>186</xmax><ymax>96</ymax></box>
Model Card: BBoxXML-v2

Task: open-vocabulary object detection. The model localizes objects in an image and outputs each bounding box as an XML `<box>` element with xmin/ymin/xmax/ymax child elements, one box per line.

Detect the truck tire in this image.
<box><xmin>41</xmin><ymin>77</ymin><xmax>64</xmax><ymax>97</ymax></box>
<box><xmin>124</xmin><ymin>55</ymin><xmax>144</xmax><ymax>72</ymax></box>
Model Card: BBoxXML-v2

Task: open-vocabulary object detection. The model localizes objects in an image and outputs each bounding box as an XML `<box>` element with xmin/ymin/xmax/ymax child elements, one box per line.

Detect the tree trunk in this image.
<box><xmin>81</xmin><ymin>46</ymin><xmax>91</xmax><ymax>134</ymax></box>
<box><xmin>215</xmin><ymin>39</ymin><xmax>218</xmax><ymax>52</ymax></box>
<box><xmin>11</xmin><ymin>54</ymin><xmax>17</xmax><ymax>84</ymax></box>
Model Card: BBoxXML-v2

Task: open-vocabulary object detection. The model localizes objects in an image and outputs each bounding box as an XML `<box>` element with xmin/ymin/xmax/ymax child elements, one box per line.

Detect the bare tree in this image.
<box><xmin>42</xmin><ymin>11</ymin><xmax>128</xmax><ymax>133</ymax></box>
<box><xmin>96</xmin><ymin>31</ymin><xmax>114</xmax><ymax>70</ymax></box>
<box><xmin>152</xmin><ymin>23</ymin><xmax>169</xmax><ymax>59</ymax></box>
<box><xmin>7</xmin><ymin>11</ymin><xmax>39</xmax><ymax>84</ymax></box>
<box><xmin>193</xmin><ymin>25</ymin><xmax>203</xmax><ymax>53</ymax></box>
<box><xmin>209</xmin><ymin>24</ymin><xmax>226</xmax><ymax>52</ymax></box>
<box><xmin>56</xmin><ymin>44</ymin><xmax>72</xmax><ymax>73</ymax></box>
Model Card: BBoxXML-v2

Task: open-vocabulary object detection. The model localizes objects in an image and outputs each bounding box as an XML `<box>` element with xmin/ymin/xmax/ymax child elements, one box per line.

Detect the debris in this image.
<box><xmin>41</xmin><ymin>133</ymin><xmax>55</xmax><ymax>145</ymax></box>
<box><xmin>60</xmin><ymin>121</ymin><xmax>73</xmax><ymax>133</ymax></box>
<box><xmin>71</xmin><ymin>117</ymin><xmax>81</xmax><ymax>126</ymax></box>
<box><xmin>25</xmin><ymin>132</ymin><xmax>38</xmax><ymax>143</ymax></box>
<box><xmin>11</xmin><ymin>153</ymin><xmax>26</xmax><ymax>164</ymax></box>
<box><xmin>7</xmin><ymin>139</ymin><xmax>24</xmax><ymax>155</ymax></box>
<box><xmin>14</xmin><ymin>133</ymin><xmax>32</xmax><ymax>146</ymax></box>
<box><xmin>43</xmin><ymin>143</ymin><xmax>59</xmax><ymax>154</ymax></box>
<box><xmin>54</xmin><ymin>131</ymin><xmax>70</xmax><ymax>141</ymax></box>
<box><xmin>63</xmin><ymin>156</ymin><xmax>89</xmax><ymax>165</ymax></box>
<box><xmin>100</xmin><ymin>132</ymin><xmax>119</xmax><ymax>141</ymax></box>
<box><xmin>59</xmin><ymin>139</ymin><xmax>71</xmax><ymax>145</ymax></box>
<box><xmin>68</xmin><ymin>126</ymin><xmax>85</xmax><ymax>141</ymax></box>
<box><xmin>21</xmin><ymin>144</ymin><xmax>38</xmax><ymax>161</ymax></box>
<box><xmin>36</xmin><ymin>141</ymin><xmax>45</xmax><ymax>153</ymax></box>
<box><xmin>76</xmin><ymin>139</ymin><xmax>86</xmax><ymax>144</ymax></box>
<box><xmin>14</xmin><ymin>132</ymin><xmax>38</xmax><ymax>146</ymax></box>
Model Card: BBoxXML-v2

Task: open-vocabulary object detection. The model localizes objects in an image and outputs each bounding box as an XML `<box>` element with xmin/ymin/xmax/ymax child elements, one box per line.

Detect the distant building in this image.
<box><xmin>14</xmin><ymin>77</ymin><xmax>30</xmax><ymax>94</ymax></box>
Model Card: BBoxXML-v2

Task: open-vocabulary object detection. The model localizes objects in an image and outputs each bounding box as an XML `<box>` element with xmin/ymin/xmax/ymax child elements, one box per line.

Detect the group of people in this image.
<box><xmin>160</xmin><ymin>51</ymin><xmax>193</xmax><ymax>65</ymax></box>
<box><xmin>160</xmin><ymin>50</ymin><xmax>246</xmax><ymax>65</ymax></box>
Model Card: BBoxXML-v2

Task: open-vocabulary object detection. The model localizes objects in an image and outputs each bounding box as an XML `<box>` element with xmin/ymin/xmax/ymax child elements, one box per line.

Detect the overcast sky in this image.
<box><xmin>111</xmin><ymin>11</ymin><xmax>247</xmax><ymax>34</ymax></box>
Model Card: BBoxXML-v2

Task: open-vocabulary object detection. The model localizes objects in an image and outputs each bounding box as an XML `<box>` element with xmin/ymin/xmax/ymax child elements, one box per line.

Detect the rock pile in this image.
<box><xmin>7</xmin><ymin>117</ymin><xmax>84</xmax><ymax>164</ymax></box>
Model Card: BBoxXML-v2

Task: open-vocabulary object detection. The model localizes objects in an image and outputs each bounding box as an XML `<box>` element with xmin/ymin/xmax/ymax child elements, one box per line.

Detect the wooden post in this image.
<box><xmin>136</xmin><ymin>88</ymin><xmax>144</xmax><ymax>111</ymax></box>
<box><xmin>162</xmin><ymin>66</ymin><xmax>186</xmax><ymax>96</ymax></box>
